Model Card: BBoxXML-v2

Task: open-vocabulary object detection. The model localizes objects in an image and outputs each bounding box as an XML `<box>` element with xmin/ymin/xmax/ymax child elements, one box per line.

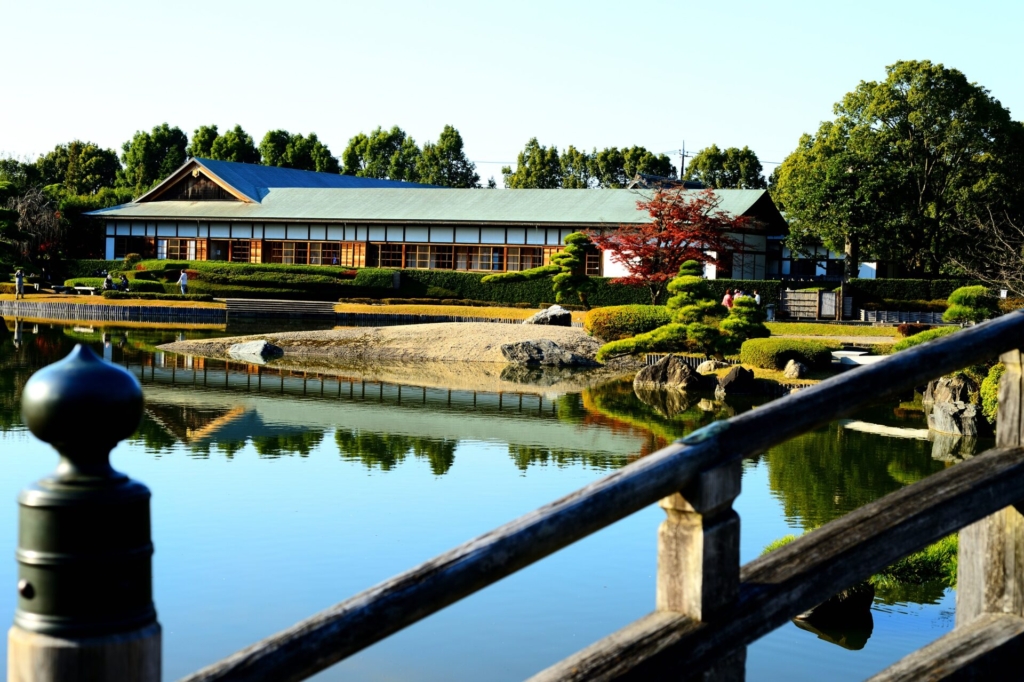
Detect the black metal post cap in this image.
<box><xmin>21</xmin><ymin>344</ymin><xmax>143</xmax><ymax>463</ymax></box>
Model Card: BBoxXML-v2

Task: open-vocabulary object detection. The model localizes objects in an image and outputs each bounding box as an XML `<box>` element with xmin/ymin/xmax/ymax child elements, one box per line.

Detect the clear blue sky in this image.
<box><xmin>2</xmin><ymin>0</ymin><xmax>1021</xmax><ymax>184</ymax></box>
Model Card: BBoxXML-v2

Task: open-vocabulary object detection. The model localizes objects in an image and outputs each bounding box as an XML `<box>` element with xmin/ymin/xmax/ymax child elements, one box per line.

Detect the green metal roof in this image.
<box><xmin>89</xmin><ymin>188</ymin><xmax>778</xmax><ymax>227</ymax></box>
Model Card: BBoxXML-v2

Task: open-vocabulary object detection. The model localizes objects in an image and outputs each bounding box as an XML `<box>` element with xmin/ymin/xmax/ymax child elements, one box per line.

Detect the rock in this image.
<box><xmin>500</xmin><ymin>339</ymin><xmax>595</xmax><ymax>367</ymax></box>
<box><xmin>228</xmin><ymin>340</ymin><xmax>283</xmax><ymax>364</ymax></box>
<box><xmin>923</xmin><ymin>374</ymin><xmax>976</xmax><ymax>405</ymax></box>
<box><xmin>696</xmin><ymin>360</ymin><xmax>730</xmax><ymax>375</ymax></box>
<box><xmin>633</xmin><ymin>354</ymin><xmax>714</xmax><ymax>391</ymax></box>
<box><xmin>783</xmin><ymin>359</ymin><xmax>809</xmax><ymax>379</ymax></box>
<box><xmin>927</xmin><ymin>401</ymin><xmax>980</xmax><ymax>437</ymax></box>
<box><xmin>523</xmin><ymin>305</ymin><xmax>572</xmax><ymax>326</ymax></box>
<box><xmin>716</xmin><ymin>366</ymin><xmax>756</xmax><ymax>397</ymax></box>
<box><xmin>633</xmin><ymin>386</ymin><xmax>692</xmax><ymax>418</ymax></box>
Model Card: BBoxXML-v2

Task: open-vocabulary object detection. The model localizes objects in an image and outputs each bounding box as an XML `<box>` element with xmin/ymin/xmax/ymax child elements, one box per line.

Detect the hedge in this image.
<box><xmin>584</xmin><ymin>305</ymin><xmax>672</xmax><ymax>341</ymax></box>
<box><xmin>64</xmin><ymin>259</ymin><xmax>121</xmax><ymax>278</ymax></box>
<box><xmin>890</xmin><ymin>326</ymin><xmax>959</xmax><ymax>353</ymax></box>
<box><xmin>101</xmin><ymin>291</ymin><xmax>215</xmax><ymax>302</ymax></box>
<box><xmin>846</xmin><ymin>279</ymin><xmax>982</xmax><ymax>305</ymax></box>
<box><xmin>862</xmin><ymin>299</ymin><xmax>948</xmax><ymax>313</ymax></box>
<box><xmin>739</xmin><ymin>338</ymin><xmax>840</xmax><ymax>370</ymax></box>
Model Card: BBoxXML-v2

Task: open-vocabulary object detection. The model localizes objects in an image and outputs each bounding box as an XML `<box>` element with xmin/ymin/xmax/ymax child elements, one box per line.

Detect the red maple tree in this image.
<box><xmin>590</xmin><ymin>188</ymin><xmax>748</xmax><ymax>304</ymax></box>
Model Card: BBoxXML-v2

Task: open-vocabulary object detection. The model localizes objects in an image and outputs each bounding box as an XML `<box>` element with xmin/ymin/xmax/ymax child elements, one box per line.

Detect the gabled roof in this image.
<box><xmin>135</xmin><ymin>158</ymin><xmax>434</xmax><ymax>204</ymax></box>
<box><xmin>90</xmin><ymin>187</ymin><xmax>787</xmax><ymax>231</ymax></box>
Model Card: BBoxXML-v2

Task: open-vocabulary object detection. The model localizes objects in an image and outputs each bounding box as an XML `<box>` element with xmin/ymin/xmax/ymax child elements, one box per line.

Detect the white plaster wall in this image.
<box><xmin>602</xmin><ymin>250</ymin><xmax>630</xmax><ymax>278</ymax></box>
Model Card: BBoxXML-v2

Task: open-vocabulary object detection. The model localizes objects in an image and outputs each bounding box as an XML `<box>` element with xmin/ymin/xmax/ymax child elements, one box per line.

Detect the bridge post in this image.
<box><xmin>657</xmin><ymin>459</ymin><xmax>743</xmax><ymax>680</ymax></box>
<box><xmin>957</xmin><ymin>349</ymin><xmax>1024</xmax><ymax>625</ymax></box>
<box><xmin>7</xmin><ymin>344</ymin><xmax>160</xmax><ymax>682</ymax></box>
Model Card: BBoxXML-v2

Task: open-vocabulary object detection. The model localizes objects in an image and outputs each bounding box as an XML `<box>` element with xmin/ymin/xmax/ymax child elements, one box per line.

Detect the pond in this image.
<box><xmin>0</xmin><ymin>318</ymin><xmax>978</xmax><ymax>680</ymax></box>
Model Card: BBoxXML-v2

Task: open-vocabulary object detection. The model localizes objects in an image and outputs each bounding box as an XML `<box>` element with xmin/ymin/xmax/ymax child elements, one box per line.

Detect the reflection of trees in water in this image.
<box><xmin>335</xmin><ymin>429</ymin><xmax>457</xmax><ymax>475</ymax></box>
<box><xmin>507</xmin><ymin>444</ymin><xmax>629</xmax><ymax>472</ymax></box>
<box><xmin>252</xmin><ymin>431</ymin><xmax>324</xmax><ymax>458</ymax></box>
<box><xmin>130</xmin><ymin>414</ymin><xmax>178</xmax><ymax>454</ymax></box>
<box><xmin>765</xmin><ymin>422</ymin><xmax>945</xmax><ymax>529</ymax></box>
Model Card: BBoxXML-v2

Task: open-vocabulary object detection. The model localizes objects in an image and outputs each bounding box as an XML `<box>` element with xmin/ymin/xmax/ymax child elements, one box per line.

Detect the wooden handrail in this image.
<box><xmin>180</xmin><ymin>310</ymin><xmax>1024</xmax><ymax>682</ymax></box>
<box><xmin>530</xmin><ymin>445</ymin><xmax>1024</xmax><ymax>680</ymax></box>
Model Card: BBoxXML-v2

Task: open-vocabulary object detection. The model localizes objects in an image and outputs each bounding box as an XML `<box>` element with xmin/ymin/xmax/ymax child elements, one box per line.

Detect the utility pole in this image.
<box><xmin>680</xmin><ymin>140</ymin><xmax>685</xmax><ymax>180</ymax></box>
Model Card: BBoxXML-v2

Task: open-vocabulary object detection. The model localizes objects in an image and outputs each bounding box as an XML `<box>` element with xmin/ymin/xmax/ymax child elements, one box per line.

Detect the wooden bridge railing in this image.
<box><xmin>167</xmin><ymin>309</ymin><xmax>1024</xmax><ymax>682</ymax></box>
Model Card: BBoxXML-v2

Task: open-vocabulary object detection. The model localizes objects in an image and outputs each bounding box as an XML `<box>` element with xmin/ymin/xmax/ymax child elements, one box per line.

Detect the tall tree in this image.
<box><xmin>591</xmin><ymin>146</ymin><xmax>676</xmax><ymax>188</ymax></box>
<box><xmin>0</xmin><ymin>181</ymin><xmax>26</xmax><ymax>264</ymax></box>
<box><xmin>590</xmin><ymin>189</ymin><xmax>744</xmax><ymax>304</ymax></box>
<box><xmin>186</xmin><ymin>124</ymin><xmax>219</xmax><ymax>158</ymax></box>
<box><xmin>502</xmin><ymin>138</ymin><xmax>561</xmax><ymax>188</ymax></box>
<box><xmin>210</xmin><ymin>125</ymin><xmax>260</xmax><ymax>164</ymax></box>
<box><xmin>560</xmin><ymin>146</ymin><xmax>593</xmax><ymax>189</ymax></box>
<box><xmin>684</xmin><ymin>144</ymin><xmax>767</xmax><ymax>189</ymax></box>
<box><xmin>260</xmin><ymin>130</ymin><xmax>339</xmax><ymax>172</ymax></box>
<box><xmin>117</xmin><ymin>123</ymin><xmax>188</xmax><ymax>195</ymax></box>
<box><xmin>773</xmin><ymin>60</ymin><xmax>1021</xmax><ymax>277</ymax></box>
<box><xmin>341</xmin><ymin>126</ymin><xmax>420</xmax><ymax>181</ymax></box>
<box><xmin>417</xmin><ymin>125</ymin><xmax>479</xmax><ymax>187</ymax></box>
<box><xmin>36</xmin><ymin>141</ymin><xmax>119</xmax><ymax>195</ymax></box>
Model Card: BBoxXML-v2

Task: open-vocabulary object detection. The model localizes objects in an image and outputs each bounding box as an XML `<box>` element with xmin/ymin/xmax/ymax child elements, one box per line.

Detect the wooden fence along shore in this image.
<box><xmin>8</xmin><ymin>308</ymin><xmax>1024</xmax><ymax>681</ymax></box>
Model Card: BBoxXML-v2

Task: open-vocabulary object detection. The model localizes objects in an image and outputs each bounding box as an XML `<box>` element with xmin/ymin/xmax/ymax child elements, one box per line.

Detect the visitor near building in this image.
<box><xmin>722</xmin><ymin>289</ymin><xmax>734</xmax><ymax>308</ymax></box>
<box><xmin>14</xmin><ymin>269</ymin><xmax>25</xmax><ymax>300</ymax></box>
<box><xmin>178</xmin><ymin>270</ymin><xmax>188</xmax><ymax>294</ymax></box>
<box><xmin>754</xmin><ymin>290</ymin><xmax>761</xmax><ymax>306</ymax></box>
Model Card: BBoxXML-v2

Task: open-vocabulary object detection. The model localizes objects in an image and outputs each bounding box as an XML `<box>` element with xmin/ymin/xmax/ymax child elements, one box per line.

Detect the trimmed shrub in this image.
<box><xmin>595</xmin><ymin>323</ymin><xmax>690</xmax><ymax>363</ymax></box>
<box><xmin>897</xmin><ymin>323</ymin><xmax>932</xmax><ymax>337</ymax></box>
<box><xmin>739</xmin><ymin>338</ymin><xmax>840</xmax><ymax>370</ymax></box>
<box><xmin>862</xmin><ymin>299</ymin><xmax>948</xmax><ymax>313</ymax></box>
<box><xmin>890</xmin><ymin>326</ymin><xmax>959</xmax><ymax>353</ymax></box>
<box><xmin>719</xmin><ymin>296</ymin><xmax>770</xmax><ymax>353</ymax></box>
<box><xmin>123</xmin><ymin>253</ymin><xmax>142</xmax><ymax>269</ymax></box>
<box><xmin>64</xmin><ymin>278</ymin><xmax>164</xmax><ymax>293</ymax></box>
<box><xmin>942</xmin><ymin>286</ymin><xmax>998</xmax><ymax>324</ymax></box>
<box><xmin>584</xmin><ymin>305</ymin><xmax>672</xmax><ymax>341</ymax></box>
<box><xmin>847</xmin><ymin>278</ymin><xmax>981</xmax><ymax>305</ymax></box>
<box><xmin>102</xmin><ymin>291</ymin><xmax>215</xmax><ymax>302</ymax></box>
<box><xmin>1000</xmin><ymin>297</ymin><xmax>1024</xmax><ymax>314</ymax></box>
<box><xmin>980</xmin><ymin>363</ymin><xmax>1005</xmax><ymax>425</ymax></box>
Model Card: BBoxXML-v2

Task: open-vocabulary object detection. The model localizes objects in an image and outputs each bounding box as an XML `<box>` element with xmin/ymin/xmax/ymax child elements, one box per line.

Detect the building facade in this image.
<box><xmin>91</xmin><ymin>158</ymin><xmax>790</xmax><ymax>279</ymax></box>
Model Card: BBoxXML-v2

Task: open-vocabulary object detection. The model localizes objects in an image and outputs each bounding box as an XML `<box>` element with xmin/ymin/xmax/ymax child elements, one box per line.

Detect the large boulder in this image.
<box><xmin>783</xmin><ymin>359</ymin><xmax>808</xmax><ymax>379</ymax></box>
<box><xmin>523</xmin><ymin>305</ymin><xmax>572</xmax><ymax>327</ymax></box>
<box><xmin>696</xmin><ymin>360</ymin><xmax>730</xmax><ymax>375</ymax></box>
<box><xmin>928</xmin><ymin>401</ymin><xmax>980</xmax><ymax>437</ymax></box>
<box><xmin>228</xmin><ymin>340</ymin><xmax>283</xmax><ymax>364</ymax></box>
<box><xmin>715</xmin><ymin>366</ymin><xmax>756</xmax><ymax>398</ymax></box>
<box><xmin>501</xmin><ymin>339</ymin><xmax>595</xmax><ymax>367</ymax></box>
<box><xmin>923</xmin><ymin>374</ymin><xmax>976</xmax><ymax>405</ymax></box>
<box><xmin>633</xmin><ymin>354</ymin><xmax>714</xmax><ymax>391</ymax></box>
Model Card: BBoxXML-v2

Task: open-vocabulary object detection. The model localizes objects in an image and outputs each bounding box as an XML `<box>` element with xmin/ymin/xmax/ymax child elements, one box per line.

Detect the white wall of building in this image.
<box><xmin>601</xmin><ymin>250</ymin><xmax>631</xmax><ymax>278</ymax></box>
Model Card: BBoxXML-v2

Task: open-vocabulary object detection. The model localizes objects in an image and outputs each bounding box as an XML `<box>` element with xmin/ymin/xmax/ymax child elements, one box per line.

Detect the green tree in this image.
<box><xmin>417</xmin><ymin>125</ymin><xmax>479</xmax><ymax>187</ymax></box>
<box><xmin>591</xmin><ymin>146</ymin><xmax>676</xmax><ymax>188</ymax></box>
<box><xmin>117</xmin><ymin>123</ymin><xmax>188</xmax><ymax>195</ymax></box>
<box><xmin>560</xmin><ymin>146</ymin><xmax>593</xmax><ymax>189</ymax></box>
<box><xmin>481</xmin><ymin>232</ymin><xmax>595</xmax><ymax>306</ymax></box>
<box><xmin>502</xmin><ymin>138</ymin><xmax>561</xmax><ymax>188</ymax></box>
<box><xmin>341</xmin><ymin>126</ymin><xmax>421</xmax><ymax>181</ymax></box>
<box><xmin>186</xmin><ymin>124</ymin><xmax>219</xmax><ymax>158</ymax></box>
<box><xmin>210</xmin><ymin>125</ymin><xmax>260</xmax><ymax>164</ymax></box>
<box><xmin>773</xmin><ymin>60</ymin><xmax>1021</xmax><ymax>277</ymax></box>
<box><xmin>260</xmin><ymin>130</ymin><xmax>339</xmax><ymax>173</ymax></box>
<box><xmin>0</xmin><ymin>181</ymin><xmax>25</xmax><ymax>264</ymax></box>
<box><xmin>942</xmin><ymin>285</ymin><xmax>998</xmax><ymax>324</ymax></box>
<box><xmin>683</xmin><ymin>144</ymin><xmax>767</xmax><ymax>189</ymax></box>
<box><xmin>35</xmin><ymin>141</ymin><xmax>119</xmax><ymax>196</ymax></box>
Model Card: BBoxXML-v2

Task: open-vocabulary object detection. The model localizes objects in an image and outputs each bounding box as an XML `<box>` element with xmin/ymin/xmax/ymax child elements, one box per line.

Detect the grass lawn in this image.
<box><xmin>0</xmin><ymin>293</ymin><xmax>224</xmax><ymax>309</ymax></box>
<box><xmin>766</xmin><ymin>322</ymin><xmax>900</xmax><ymax>337</ymax></box>
<box><xmin>335</xmin><ymin>302</ymin><xmax>587</xmax><ymax>324</ymax></box>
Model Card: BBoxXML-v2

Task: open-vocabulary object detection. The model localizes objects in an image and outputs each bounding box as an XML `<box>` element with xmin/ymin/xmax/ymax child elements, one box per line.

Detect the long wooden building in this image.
<box><xmin>89</xmin><ymin>158</ymin><xmax>790</xmax><ymax>279</ymax></box>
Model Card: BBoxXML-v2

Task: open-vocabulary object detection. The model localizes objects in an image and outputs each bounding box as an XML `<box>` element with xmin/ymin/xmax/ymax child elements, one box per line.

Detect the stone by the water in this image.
<box><xmin>783</xmin><ymin>359</ymin><xmax>808</xmax><ymax>379</ymax></box>
<box><xmin>500</xmin><ymin>339</ymin><xmax>594</xmax><ymax>367</ymax></box>
<box><xmin>696</xmin><ymin>360</ymin><xmax>730</xmax><ymax>374</ymax></box>
<box><xmin>523</xmin><ymin>305</ymin><xmax>572</xmax><ymax>326</ymax></box>
<box><xmin>228</xmin><ymin>340</ymin><xmax>283</xmax><ymax>364</ymax></box>
<box><xmin>716</xmin><ymin>366</ymin><xmax>756</xmax><ymax>397</ymax></box>
<box><xmin>633</xmin><ymin>354</ymin><xmax>713</xmax><ymax>391</ymax></box>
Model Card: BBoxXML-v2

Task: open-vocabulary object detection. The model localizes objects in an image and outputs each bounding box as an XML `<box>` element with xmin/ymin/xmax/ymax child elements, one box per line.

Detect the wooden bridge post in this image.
<box><xmin>657</xmin><ymin>459</ymin><xmax>743</xmax><ymax>679</ymax></box>
<box><xmin>957</xmin><ymin>349</ymin><xmax>1024</xmax><ymax>625</ymax></box>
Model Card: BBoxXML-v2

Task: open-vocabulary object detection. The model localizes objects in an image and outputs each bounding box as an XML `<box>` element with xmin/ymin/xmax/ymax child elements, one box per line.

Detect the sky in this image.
<box><xmin>2</xmin><ymin>0</ymin><xmax>1022</xmax><ymax>185</ymax></box>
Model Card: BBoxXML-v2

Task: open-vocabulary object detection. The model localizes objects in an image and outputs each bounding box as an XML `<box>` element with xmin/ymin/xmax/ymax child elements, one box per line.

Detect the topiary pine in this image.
<box><xmin>719</xmin><ymin>296</ymin><xmax>770</xmax><ymax>354</ymax></box>
<box><xmin>942</xmin><ymin>285</ymin><xmax>998</xmax><ymax>324</ymax></box>
<box><xmin>482</xmin><ymin>231</ymin><xmax>595</xmax><ymax>307</ymax></box>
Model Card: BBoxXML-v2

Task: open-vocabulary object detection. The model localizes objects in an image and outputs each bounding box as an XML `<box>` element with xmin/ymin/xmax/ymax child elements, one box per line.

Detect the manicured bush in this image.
<box><xmin>942</xmin><ymin>286</ymin><xmax>998</xmax><ymax>324</ymax></box>
<box><xmin>862</xmin><ymin>299</ymin><xmax>948</xmax><ymax>313</ymax></box>
<box><xmin>595</xmin><ymin>323</ymin><xmax>691</xmax><ymax>363</ymax></box>
<box><xmin>890</xmin><ymin>326</ymin><xmax>959</xmax><ymax>353</ymax></box>
<box><xmin>897</xmin><ymin>323</ymin><xmax>932</xmax><ymax>337</ymax></box>
<box><xmin>846</xmin><ymin>278</ymin><xmax>981</xmax><ymax>304</ymax></box>
<box><xmin>719</xmin><ymin>296</ymin><xmax>770</xmax><ymax>353</ymax></box>
<box><xmin>980</xmin><ymin>363</ymin><xmax>1005</xmax><ymax>425</ymax></box>
<box><xmin>64</xmin><ymin>278</ymin><xmax>165</xmax><ymax>293</ymax></box>
<box><xmin>101</xmin><ymin>291</ymin><xmax>215</xmax><ymax>302</ymax></box>
<box><xmin>584</xmin><ymin>305</ymin><xmax>672</xmax><ymax>340</ymax></box>
<box><xmin>1000</xmin><ymin>297</ymin><xmax>1024</xmax><ymax>314</ymax></box>
<box><xmin>739</xmin><ymin>338</ymin><xmax>840</xmax><ymax>370</ymax></box>
<box><xmin>123</xmin><ymin>253</ymin><xmax>142</xmax><ymax>269</ymax></box>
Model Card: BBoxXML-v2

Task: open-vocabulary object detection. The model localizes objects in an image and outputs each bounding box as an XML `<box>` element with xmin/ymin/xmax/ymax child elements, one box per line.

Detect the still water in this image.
<box><xmin>0</xmin><ymin>319</ymin><xmax>972</xmax><ymax>680</ymax></box>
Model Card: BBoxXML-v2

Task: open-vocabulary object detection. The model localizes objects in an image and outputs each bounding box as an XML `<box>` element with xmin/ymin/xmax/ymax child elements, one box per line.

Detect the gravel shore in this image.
<box><xmin>157</xmin><ymin>322</ymin><xmax>605</xmax><ymax>363</ymax></box>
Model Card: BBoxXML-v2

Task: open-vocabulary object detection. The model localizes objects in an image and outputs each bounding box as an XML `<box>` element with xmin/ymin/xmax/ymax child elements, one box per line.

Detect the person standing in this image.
<box><xmin>754</xmin><ymin>290</ymin><xmax>761</xmax><ymax>306</ymax></box>
<box><xmin>721</xmin><ymin>288</ymin><xmax>734</xmax><ymax>309</ymax></box>
<box><xmin>14</xmin><ymin>269</ymin><xmax>25</xmax><ymax>300</ymax></box>
<box><xmin>178</xmin><ymin>269</ymin><xmax>188</xmax><ymax>295</ymax></box>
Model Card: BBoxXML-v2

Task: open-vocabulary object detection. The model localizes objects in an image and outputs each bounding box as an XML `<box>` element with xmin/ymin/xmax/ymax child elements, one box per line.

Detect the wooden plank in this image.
<box><xmin>529</xmin><ymin>447</ymin><xmax>1024</xmax><ymax>682</ymax></box>
<box><xmin>866</xmin><ymin>613</ymin><xmax>1024</xmax><ymax>682</ymax></box>
<box><xmin>180</xmin><ymin>312</ymin><xmax>1024</xmax><ymax>682</ymax></box>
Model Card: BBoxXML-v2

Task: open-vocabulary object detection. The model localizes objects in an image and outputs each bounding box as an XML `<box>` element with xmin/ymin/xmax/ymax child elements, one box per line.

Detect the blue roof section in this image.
<box><xmin>193</xmin><ymin>158</ymin><xmax>434</xmax><ymax>201</ymax></box>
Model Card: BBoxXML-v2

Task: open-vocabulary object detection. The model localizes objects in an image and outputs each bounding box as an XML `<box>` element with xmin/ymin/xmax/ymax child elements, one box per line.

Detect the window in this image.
<box><xmin>114</xmin><ymin>236</ymin><xmax>153</xmax><ymax>259</ymax></box>
<box><xmin>157</xmin><ymin>239</ymin><xmax>204</xmax><ymax>261</ymax></box>
<box><xmin>321</xmin><ymin>242</ymin><xmax>339</xmax><ymax>266</ymax></box>
<box><xmin>231</xmin><ymin>241</ymin><xmax>251</xmax><ymax>263</ymax></box>
<box><xmin>338</xmin><ymin>242</ymin><xmax>365</xmax><ymax>267</ymax></box>
<box><xmin>507</xmin><ymin>247</ymin><xmax>544</xmax><ymax>271</ymax></box>
<box><xmin>404</xmin><ymin>245</ymin><xmax>454</xmax><ymax>269</ymax></box>
<box><xmin>378</xmin><ymin>244</ymin><xmax>403</xmax><ymax>268</ymax></box>
<box><xmin>455</xmin><ymin>246</ymin><xmax>503</xmax><ymax>271</ymax></box>
<box><xmin>585</xmin><ymin>251</ymin><xmax>601</xmax><ymax>276</ymax></box>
